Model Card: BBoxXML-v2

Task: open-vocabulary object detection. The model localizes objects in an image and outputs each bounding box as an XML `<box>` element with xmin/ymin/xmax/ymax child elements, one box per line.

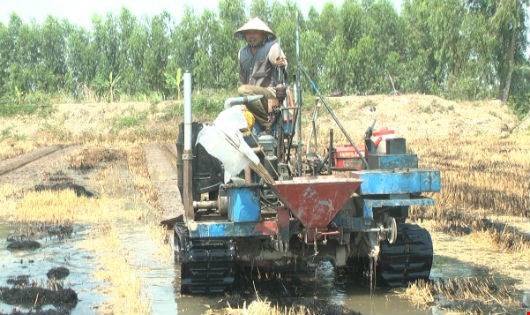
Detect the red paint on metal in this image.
<box><xmin>253</xmin><ymin>221</ymin><xmax>278</xmax><ymax>235</ymax></box>
<box><xmin>305</xmin><ymin>228</ymin><xmax>317</xmax><ymax>242</ymax></box>
<box><xmin>277</xmin><ymin>206</ymin><xmax>290</xmax><ymax>240</ymax></box>
<box><xmin>272</xmin><ymin>176</ymin><xmax>361</xmax><ymax>229</ymax></box>
<box><xmin>334</xmin><ymin>145</ymin><xmax>365</xmax><ymax>169</ymax></box>
<box><xmin>277</xmin><ymin>207</ymin><xmax>290</xmax><ymax>229</ymax></box>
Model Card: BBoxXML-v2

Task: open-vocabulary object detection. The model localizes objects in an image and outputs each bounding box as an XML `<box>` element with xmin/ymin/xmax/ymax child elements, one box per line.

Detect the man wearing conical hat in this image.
<box><xmin>235</xmin><ymin>17</ymin><xmax>287</xmax><ymax>130</ymax></box>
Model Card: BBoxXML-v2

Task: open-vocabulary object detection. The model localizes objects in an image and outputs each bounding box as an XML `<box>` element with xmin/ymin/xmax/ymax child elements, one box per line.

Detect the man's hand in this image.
<box><xmin>275</xmin><ymin>56</ymin><xmax>287</xmax><ymax>68</ymax></box>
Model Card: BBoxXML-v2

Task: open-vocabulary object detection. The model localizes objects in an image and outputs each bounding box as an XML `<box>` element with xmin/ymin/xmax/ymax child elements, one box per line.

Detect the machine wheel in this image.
<box><xmin>180</xmin><ymin>239</ymin><xmax>236</xmax><ymax>294</ymax></box>
<box><xmin>174</xmin><ymin>223</ymin><xmax>236</xmax><ymax>294</ymax></box>
<box><xmin>386</xmin><ymin>217</ymin><xmax>397</xmax><ymax>244</ymax></box>
<box><xmin>378</xmin><ymin>223</ymin><xmax>433</xmax><ymax>287</ymax></box>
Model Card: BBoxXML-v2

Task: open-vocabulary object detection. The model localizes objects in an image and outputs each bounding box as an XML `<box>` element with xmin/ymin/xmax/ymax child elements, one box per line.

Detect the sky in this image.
<box><xmin>0</xmin><ymin>0</ymin><xmax>403</xmax><ymax>29</ymax></box>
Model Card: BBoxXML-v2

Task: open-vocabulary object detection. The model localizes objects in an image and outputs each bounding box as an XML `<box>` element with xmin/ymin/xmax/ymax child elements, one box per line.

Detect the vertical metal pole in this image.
<box><xmin>244</xmin><ymin>167</ymin><xmax>252</xmax><ymax>184</ymax></box>
<box><xmin>328</xmin><ymin>129</ymin><xmax>334</xmax><ymax>175</ymax></box>
<box><xmin>295</xmin><ymin>11</ymin><xmax>303</xmax><ymax>176</ymax></box>
<box><xmin>300</xmin><ymin>66</ymin><xmax>370</xmax><ymax>169</ymax></box>
<box><xmin>183</xmin><ymin>72</ymin><xmax>194</xmax><ymax>222</ymax></box>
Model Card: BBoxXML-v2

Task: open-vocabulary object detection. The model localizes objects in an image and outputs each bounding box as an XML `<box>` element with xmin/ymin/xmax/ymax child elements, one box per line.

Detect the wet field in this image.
<box><xmin>5</xmin><ymin>217</ymin><xmax>523</xmax><ymax>315</ymax></box>
<box><xmin>0</xmin><ymin>222</ymin><xmax>103</xmax><ymax>314</ymax></box>
<box><xmin>0</xmin><ymin>218</ymin><xmax>436</xmax><ymax>315</ymax></box>
<box><xmin>1</xmin><ymin>142</ymin><xmax>529</xmax><ymax>314</ymax></box>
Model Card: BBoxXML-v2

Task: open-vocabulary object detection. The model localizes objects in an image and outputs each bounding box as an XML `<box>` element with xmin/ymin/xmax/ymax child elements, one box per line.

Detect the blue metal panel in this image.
<box><xmin>187</xmin><ymin>221</ymin><xmax>278</xmax><ymax>238</ymax></box>
<box><xmin>366</xmin><ymin>154</ymin><xmax>418</xmax><ymax>169</ymax></box>
<box><xmin>352</xmin><ymin>169</ymin><xmax>441</xmax><ymax>195</ymax></box>
<box><xmin>362</xmin><ymin>197</ymin><xmax>436</xmax><ymax>221</ymax></box>
<box><xmin>227</xmin><ymin>187</ymin><xmax>260</xmax><ymax>222</ymax></box>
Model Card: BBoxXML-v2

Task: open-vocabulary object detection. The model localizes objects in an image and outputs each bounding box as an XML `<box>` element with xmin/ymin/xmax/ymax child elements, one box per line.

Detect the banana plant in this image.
<box><xmin>108</xmin><ymin>71</ymin><xmax>121</xmax><ymax>103</ymax></box>
<box><xmin>176</xmin><ymin>67</ymin><xmax>182</xmax><ymax>101</ymax></box>
<box><xmin>164</xmin><ymin>67</ymin><xmax>183</xmax><ymax>100</ymax></box>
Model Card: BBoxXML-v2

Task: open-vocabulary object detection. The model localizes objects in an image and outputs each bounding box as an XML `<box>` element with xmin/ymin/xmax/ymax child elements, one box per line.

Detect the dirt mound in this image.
<box><xmin>0</xmin><ymin>96</ymin><xmax>523</xmax><ymax>148</ymax></box>
<box><xmin>68</xmin><ymin>146</ymin><xmax>124</xmax><ymax>171</ymax></box>
<box><xmin>318</xmin><ymin>94</ymin><xmax>519</xmax><ymax>141</ymax></box>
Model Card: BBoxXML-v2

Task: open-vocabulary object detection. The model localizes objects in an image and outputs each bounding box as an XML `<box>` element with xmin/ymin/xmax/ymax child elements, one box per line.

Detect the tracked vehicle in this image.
<box><xmin>166</xmin><ymin>68</ymin><xmax>440</xmax><ymax>294</ymax></box>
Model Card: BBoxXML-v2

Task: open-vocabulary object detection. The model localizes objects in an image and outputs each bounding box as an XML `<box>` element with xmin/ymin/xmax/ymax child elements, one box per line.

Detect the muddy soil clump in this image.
<box><xmin>6</xmin><ymin>240</ymin><xmax>41</xmax><ymax>251</ymax></box>
<box><xmin>35</xmin><ymin>182</ymin><xmax>94</xmax><ymax>198</ymax></box>
<box><xmin>46</xmin><ymin>267</ymin><xmax>69</xmax><ymax>280</ymax></box>
<box><xmin>8</xmin><ymin>223</ymin><xmax>74</xmax><ymax>242</ymax></box>
<box><xmin>0</xmin><ymin>287</ymin><xmax>77</xmax><ymax>308</ymax></box>
<box><xmin>6</xmin><ymin>275</ymin><xmax>30</xmax><ymax>286</ymax></box>
<box><xmin>34</xmin><ymin>171</ymin><xmax>95</xmax><ymax>198</ymax></box>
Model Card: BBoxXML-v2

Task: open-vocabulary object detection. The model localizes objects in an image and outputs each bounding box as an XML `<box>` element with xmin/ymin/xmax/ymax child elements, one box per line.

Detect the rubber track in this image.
<box><xmin>175</xmin><ymin>225</ymin><xmax>236</xmax><ymax>294</ymax></box>
<box><xmin>378</xmin><ymin>223</ymin><xmax>433</xmax><ymax>287</ymax></box>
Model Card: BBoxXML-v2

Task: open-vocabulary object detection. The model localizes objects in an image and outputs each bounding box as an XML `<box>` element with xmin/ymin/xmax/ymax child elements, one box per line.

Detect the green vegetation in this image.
<box><xmin>0</xmin><ymin>0</ymin><xmax>529</xmax><ymax>115</ymax></box>
<box><xmin>0</xmin><ymin>127</ymin><xmax>20</xmax><ymax>142</ymax></box>
<box><xmin>0</xmin><ymin>91</ymin><xmax>52</xmax><ymax>117</ymax></box>
<box><xmin>113</xmin><ymin>110</ymin><xmax>148</xmax><ymax>130</ymax></box>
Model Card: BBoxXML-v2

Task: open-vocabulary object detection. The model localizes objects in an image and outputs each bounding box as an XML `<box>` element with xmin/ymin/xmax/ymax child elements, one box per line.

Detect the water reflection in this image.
<box><xmin>0</xmin><ymin>221</ymin><xmax>106</xmax><ymax>314</ymax></box>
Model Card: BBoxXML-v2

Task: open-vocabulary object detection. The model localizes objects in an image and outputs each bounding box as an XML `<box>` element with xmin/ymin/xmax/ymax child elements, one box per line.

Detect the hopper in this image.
<box><xmin>272</xmin><ymin>176</ymin><xmax>361</xmax><ymax>229</ymax></box>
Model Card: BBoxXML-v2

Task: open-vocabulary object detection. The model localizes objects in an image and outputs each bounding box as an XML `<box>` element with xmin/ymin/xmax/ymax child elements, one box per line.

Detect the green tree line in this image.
<box><xmin>0</xmin><ymin>0</ymin><xmax>529</xmax><ymax>115</ymax></box>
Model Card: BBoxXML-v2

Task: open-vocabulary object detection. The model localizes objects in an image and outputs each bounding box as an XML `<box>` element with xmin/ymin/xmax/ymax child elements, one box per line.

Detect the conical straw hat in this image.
<box><xmin>235</xmin><ymin>17</ymin><xmax>275</xmax><ymax>40</ymax></box>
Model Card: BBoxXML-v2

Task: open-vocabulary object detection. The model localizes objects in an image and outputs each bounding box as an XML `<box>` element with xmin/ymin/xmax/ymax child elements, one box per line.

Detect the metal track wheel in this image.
<box><xmin>385</xmin><ymin>216</ymin><xmax>397</xmax><ymax>244</ymax></box>
<box><xmin>378</xmin><ymin>223</ymin><xmax>433</xmax><ymax>287</ymax></box>
<box><xmin>174</xmin><ymin>223</ymin><xmax>236</xmax><ymax>294</ymax></box>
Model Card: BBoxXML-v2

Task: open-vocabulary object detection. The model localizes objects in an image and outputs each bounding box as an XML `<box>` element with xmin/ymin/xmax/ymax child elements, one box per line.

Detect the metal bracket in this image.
<box><xmin>363</xmin><ymin>197</ymin><xmax>435</xmax><ymax>223</ymax></box>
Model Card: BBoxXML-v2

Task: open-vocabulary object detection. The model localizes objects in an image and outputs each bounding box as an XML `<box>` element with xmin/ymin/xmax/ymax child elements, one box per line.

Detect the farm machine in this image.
<box><xmin>166</xmin><ymin>68</ymin><xmax>441</xmax><ymax>294</ymax></box>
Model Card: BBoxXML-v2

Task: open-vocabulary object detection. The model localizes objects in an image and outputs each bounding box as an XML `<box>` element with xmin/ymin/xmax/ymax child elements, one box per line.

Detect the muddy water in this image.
<box><xmin>322</xmin><ymin>267</ymin><xmax>435</xmax><ymax>315</ymax></box>
<box><xmin>177</xmin><ymin>260</ymin><xmax>436</xmax><ymax>315</ymax></box>
<box><xmin>430</xmin><ymin>255</ymin><xmax>489</xmax><ymax>279</ymax></box>
<box><xmin>0</xmin><ymin>217</ymin><xmax>439</xmax><ymax>315</ymax></box>
<box><xmin>116</xmin><ymin>223</ymin><xmax>178</xmax><ymax>314</ymax></box>
<box><xmin>291</xmin><ymin>262</ymin><xmax>435</xmax><ymax>315</ymax></box>
<box><xmin>0</xmin><ymin>221</ymin><xmax>106</xmax><ymax>314</ymax></box>
<box><xmin>8</xmin><ymin>214</ymin><xmax>526</xmax><ymax>315</ymax></box>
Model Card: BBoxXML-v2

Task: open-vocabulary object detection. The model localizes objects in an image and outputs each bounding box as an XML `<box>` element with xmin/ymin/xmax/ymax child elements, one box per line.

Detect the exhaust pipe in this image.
<box><xmin>224</xmin><ymin>95</ymin><xmax>263</xmax><ymax>109</ymax></box>
<box><xmin>183</xmin><ymin>71</ymin><xmax>194</xmax><ymax>221</ymax></box>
